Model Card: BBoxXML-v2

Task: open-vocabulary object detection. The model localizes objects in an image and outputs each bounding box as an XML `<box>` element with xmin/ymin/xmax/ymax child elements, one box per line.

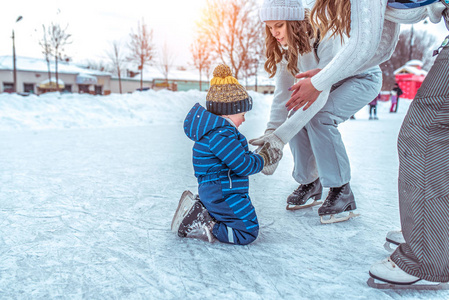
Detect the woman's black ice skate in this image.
<box><xmin>286</xmin><ymin>178</ymin><xmax>323</xmax><ymax>210</ymax></box>
<box><xmin>318</xmin><ymin>183</ymin><xmax>359</xmax><ymax>224</ymax></box>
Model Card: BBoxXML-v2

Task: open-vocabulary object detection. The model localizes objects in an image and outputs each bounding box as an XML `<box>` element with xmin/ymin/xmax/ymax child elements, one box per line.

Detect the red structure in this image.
<box><xmin>394</xmin><ymin>60</ymin><xmax>427</xmax><ymax>100</ymax></box>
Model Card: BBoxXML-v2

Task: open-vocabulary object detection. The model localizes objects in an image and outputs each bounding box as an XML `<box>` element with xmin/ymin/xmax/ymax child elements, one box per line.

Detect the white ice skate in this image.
<box><xmin>171</xmin><ymin>190</ymin><xmax>198</xmax><ymax>233</ymax></box>
<box><xmin>368</xmin><ymin>257</ymin><xmax>449</xmax><ymax>290</ymax></box>
<box><xmin>383</xmin><ymin>230</ymin><xmax>405</xmax><ymax>252</ymax></box>
<box><xmin>320</xmin><ymin>211</ymin><xmax>360</xmax><ymax>224</ymax></box>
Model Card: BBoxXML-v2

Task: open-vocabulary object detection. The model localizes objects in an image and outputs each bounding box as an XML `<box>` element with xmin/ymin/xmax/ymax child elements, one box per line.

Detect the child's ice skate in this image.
<box><xmin>171</xmin><ymin>190</ymin><xmax>216</xmax><ymax>242</ymax></box>
<box><xmin>171</xmin><ymin>190</ymin><xmax>198</xmax><ymax>233</ymax></box>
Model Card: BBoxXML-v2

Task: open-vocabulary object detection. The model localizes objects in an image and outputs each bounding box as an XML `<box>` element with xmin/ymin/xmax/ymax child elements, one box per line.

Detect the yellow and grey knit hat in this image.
<box><xmin>206</xmin><ymin>64</ymin><xmax>252</xmax><ymax>115</ymax></box>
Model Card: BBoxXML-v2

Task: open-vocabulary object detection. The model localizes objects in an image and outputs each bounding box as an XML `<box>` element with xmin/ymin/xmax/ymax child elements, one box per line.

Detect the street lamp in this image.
<box><xmin>12</xmin><ymin>15</ymin><xmax>23</xmax><ymax>93</ymax></box>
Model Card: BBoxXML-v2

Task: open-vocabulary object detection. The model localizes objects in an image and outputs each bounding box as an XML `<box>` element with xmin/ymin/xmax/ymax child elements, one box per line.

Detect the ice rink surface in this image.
<box><xmin>0</xmin><ymin>90</ymin><xmax>447</xmax><ymax>299</ymax></box>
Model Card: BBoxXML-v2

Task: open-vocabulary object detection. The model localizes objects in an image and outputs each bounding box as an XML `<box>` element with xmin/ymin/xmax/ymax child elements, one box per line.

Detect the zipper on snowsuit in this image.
<box><xmin>227</xmin><ymin>169</ymin><xmax>233</xmax><ymax>189</ymax></box>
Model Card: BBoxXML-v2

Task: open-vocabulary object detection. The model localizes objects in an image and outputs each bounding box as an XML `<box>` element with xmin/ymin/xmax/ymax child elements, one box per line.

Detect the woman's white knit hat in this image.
<box><xmin>259</xmin><ymin>0</ymin><xmax>305</xmax><ymax>22</ymax></box>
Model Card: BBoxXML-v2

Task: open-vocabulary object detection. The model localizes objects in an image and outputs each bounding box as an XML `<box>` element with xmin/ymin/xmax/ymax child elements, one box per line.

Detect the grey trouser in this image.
<box><xmin>390</xmin><ymin>43</ymin><xmax>449</xmax><ymax>283</ymax></box>
<box><xmin>289</xmin><ymin>67</ymin><xmax>382</xmax><ymax>187</ymax></box>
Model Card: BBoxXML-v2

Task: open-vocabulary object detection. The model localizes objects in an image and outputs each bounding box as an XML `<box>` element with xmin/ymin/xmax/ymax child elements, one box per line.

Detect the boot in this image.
<box><xmin>369</xmin><ymin>257</ymin><xmax>420</xmax><ymax>285</ymax></box>
<box><xmin>318</xmin><ymin>182</ymin><xmax>356</xmax><ymax>216</ymax></box>
<box><xmin>178</xmin><ymin>200</ymin><xmax>216</xmax><ymax>243</ymax></box>
<box><xmin>287</xmin><ymin>178</ymin><xmax>322</xmax><ymax>206</ymax></box>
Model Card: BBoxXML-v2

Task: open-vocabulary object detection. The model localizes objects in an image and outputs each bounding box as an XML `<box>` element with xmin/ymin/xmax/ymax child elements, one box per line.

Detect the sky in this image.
<box><xmin>0</xmin><ymin>0</ymin><xmax>210</xmax><ymax>68</ymax></box>
<box><xmin>0</xmin><ymin>0</ymin><xmax>448</xmax><ymax>69</ymax></box>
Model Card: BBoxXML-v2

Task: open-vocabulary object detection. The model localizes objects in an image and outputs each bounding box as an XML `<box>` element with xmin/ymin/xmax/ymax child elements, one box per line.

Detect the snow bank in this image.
<box><xmin>0</xmin><ymin>90</ymin><xmax>272</xmax><ymax>131</ymax></box>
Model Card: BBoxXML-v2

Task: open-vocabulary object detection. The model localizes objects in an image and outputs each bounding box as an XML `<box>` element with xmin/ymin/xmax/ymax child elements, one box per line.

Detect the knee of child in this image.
<box><xmin>238</xmin><ymin>226</ymin><xmax>259</xmax><ymax>245</ymax></box>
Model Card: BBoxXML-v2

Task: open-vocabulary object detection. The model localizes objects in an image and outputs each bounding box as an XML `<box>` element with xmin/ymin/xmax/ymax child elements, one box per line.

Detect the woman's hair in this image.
<box><xmin>263</xmin><ymin>10</ymin><xmax>314</xmax><ymax>78</ymax></box>
<box><xmin>310</xmin><ymin>0</ymin><xmax>351</xmax><ymax>41</ymax></box>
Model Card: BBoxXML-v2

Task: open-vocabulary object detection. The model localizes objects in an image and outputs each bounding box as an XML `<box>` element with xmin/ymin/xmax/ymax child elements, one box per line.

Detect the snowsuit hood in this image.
<box><xmin>184</xmin><ymin>103</ymin><xmax>230</xmax><ymax>142</ymax></box>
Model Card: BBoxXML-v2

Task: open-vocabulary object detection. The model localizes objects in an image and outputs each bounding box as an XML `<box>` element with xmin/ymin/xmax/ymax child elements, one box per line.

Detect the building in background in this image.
<box><xmin>0</xmin><ymin>55</ymin><xmax>274</xmax><ymax>95</ymax></box>
<box><xmin>394</xmin><ymin>60</ymin><xmax>427</xmax><ymax>99</ymax></box>
<box><xmin>0</xmin><ymin>56</ymin><xmax>111</xmax><ymax>95</ymax></box>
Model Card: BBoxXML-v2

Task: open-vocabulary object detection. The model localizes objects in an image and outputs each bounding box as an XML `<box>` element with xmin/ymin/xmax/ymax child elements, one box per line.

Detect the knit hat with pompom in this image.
<box><xmin>206</xmin><ymin>64</ymin><xmax>252</xmax><ymax>116</ymax></box>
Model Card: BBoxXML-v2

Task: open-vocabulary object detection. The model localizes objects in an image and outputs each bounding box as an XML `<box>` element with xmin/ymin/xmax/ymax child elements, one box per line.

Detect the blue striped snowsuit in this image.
<box><xmin>184</xmin><ymin>103</ymin><xmax>264</xmax><ymax>245</ymax></box>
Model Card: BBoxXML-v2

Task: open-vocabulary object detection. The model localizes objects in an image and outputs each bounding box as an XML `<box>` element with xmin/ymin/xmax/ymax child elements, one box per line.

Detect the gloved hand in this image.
<box><xmin>255</xmin><ymin>132</ymin><xmax>285</xmax><ymax>175</ymax></box>
<box><xmin>249</xmin><ymin>129</ymin><xmax>275</xmax><ymax>146</ymax></box>
<box><xmin>257</xmin><ymin>142</ymin><xmax>282</xmax><ymax>166</ymax></box>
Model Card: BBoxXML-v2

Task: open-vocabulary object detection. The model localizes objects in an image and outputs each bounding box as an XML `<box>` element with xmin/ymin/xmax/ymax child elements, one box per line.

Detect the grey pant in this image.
<box><xmin>289</xmin><ymin>67</ymin><xmax>382</xmax><ymax>187</ymax></box>
<box><xmin>390</xmin><ymin>43</ymin><xmax>449</xmax><ymax>283</ymax></box>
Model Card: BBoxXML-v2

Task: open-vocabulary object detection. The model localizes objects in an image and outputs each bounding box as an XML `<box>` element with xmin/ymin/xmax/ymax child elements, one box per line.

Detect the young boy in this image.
<box><xmin>171</xmin><ymin>64</ymin><xmax>281</xmax><ymax>245</ymax></box>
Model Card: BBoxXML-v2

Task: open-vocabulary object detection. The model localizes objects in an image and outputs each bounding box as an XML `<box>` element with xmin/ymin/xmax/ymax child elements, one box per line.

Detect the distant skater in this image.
<box><xmin>369</xmin><ymin>94</ymin><xmax>380</xmax><ymax>120</ymax></box>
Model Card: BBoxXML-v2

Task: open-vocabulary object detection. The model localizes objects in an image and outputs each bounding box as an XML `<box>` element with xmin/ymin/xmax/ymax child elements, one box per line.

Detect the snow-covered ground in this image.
<box><xmin>0</xmin><ymin>90</ymin><xmax>447</xmax><ymax>299</ymax></box>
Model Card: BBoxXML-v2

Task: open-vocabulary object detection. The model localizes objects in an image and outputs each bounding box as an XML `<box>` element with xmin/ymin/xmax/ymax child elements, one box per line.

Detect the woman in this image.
<box><xmin>286</xmin><ymin>0</ymin><xmax>448</xmax><ymax>287</ymax></box>
<box><xmin>253</xmin><ymin>0</ymin><xmax>382</xmax><ymax>223</ymax></box>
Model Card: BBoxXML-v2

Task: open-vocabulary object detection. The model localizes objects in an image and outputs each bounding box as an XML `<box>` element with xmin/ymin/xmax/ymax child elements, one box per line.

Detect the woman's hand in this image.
<box><xmin>285</xmin><ymin>69</ymin><xmax>322</xmax><ymax>111</ymax></box>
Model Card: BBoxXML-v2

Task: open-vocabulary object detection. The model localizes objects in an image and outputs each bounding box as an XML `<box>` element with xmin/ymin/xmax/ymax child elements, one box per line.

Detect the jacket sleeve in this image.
<box><xmin>266</xmin><ymin>61</ymin><xmax>295</xmax><ymax>131</ymax></box>
<box><xmin>209</xmin><ymin>128</ymin><xmax>264</xmax><ymax>176</ymax></box>
<box><xmin>311</xmin><ymin>0</ymin><xmax>391</xmax><ymax>91</ymax></box>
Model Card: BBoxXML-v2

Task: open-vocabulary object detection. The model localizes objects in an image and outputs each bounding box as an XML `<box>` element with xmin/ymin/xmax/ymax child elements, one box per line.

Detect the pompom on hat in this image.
<box><xmin>259</xmin><ymin>0</ymin><xmax>305</xmax><ymax>22</ymax></box>
<box><xmin>206</xmin><ymin>64</ymin><xmax>252</xmax><ymax>116</ymax></box>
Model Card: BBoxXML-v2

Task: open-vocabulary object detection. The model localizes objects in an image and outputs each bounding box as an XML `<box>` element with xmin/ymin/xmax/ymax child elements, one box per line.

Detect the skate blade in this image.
<box><xmin>320</xmin><ymin>211</ymin><xmax>360</xmax><ymax>224</ymax></box>
<box><xmin>170</xmin><ymin>190</ymin><xmax>196</xmax><ymax>232</ymax></box>
<box><xmin>286</xmin><ymin>200</ymin><xmax>323</xmax><ymax>211</ymax></box>
<box><xmin>367</xmin><ymin>277</ymin><xmax>449</xmax><ymax>290</ymax></box>
<box><xmin>383</xmin><ymin>241</ymin><xmax>397</xmax><ymax>253</ymax></box>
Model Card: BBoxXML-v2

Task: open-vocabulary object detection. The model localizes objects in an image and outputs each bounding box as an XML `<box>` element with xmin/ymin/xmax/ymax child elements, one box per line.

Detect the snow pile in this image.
<box><xmin>0</xmin><ymin>90</ymin><xmax>272</xmax><ymax>131</ymax></box>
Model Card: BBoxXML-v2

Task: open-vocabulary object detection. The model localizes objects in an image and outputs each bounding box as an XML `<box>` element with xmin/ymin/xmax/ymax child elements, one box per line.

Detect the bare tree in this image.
<box><xmin>158</xmin><ymin>42</ymin><xmax>174</xmax><ymax>85</ymax></box>
<box><xmin>83</xmin><ymin>59</ymin><xmax>110</xmax><ymax>72</ymax></box>
<box><xmin>190</xmin><ymin>37</ymin><xmax>211</xmax><ymax>90</ymax></box>
<box><xmin>128</xmin><ymin>19</ymin><xmax>155</xmax><ymax>90</ymax></box>
<box><xmin>240</xmin><ymin>17</ymin><xmax>264</xmax><ymax>88</ymax></box>
<box><xmin>197</xmin><ymin>0</ymin><xmax>263</xmax><ymax>79</ymax></box>
<box><xmin>39</xmin><ymin>25</ymin><xmax>53</xmax><ymax>84</ymax></box>
<box><xmin>380</xmin><ymin>27</ymin><xmax>438</xmax><ymax>90</ymax></box>
<box><xmin>48</xmin><ymin>22</ymin><xmax>72</xmax><ymax>91</ymax></box>
<box><xmin>107</xmin><ymin>41</ymin><xmax>126</xmax><ymax>94</ymax></box>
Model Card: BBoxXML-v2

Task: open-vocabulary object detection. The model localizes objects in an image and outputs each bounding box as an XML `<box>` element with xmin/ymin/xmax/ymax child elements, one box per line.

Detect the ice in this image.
<box><xmin>0</xmin><ymin>90</ymin><xmax>447</xmax><ymax>299</ymax></box>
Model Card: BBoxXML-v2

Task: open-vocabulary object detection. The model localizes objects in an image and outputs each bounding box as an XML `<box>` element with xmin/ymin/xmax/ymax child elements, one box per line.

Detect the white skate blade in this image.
<box><xmin>383</xmin><ymin>230</ymin><xmax>403</xmax><ymax>252</ymax></box>
<box><xmin>383</xmin><ymin>241</ymin><xmax>398</xmax><ymax>253</ymax></box>
<box><xmin>171</xmin><ymin>190</ymin><xmax>196</xmax><ymax>232</ymax></box>
<box><xmin>320</xmin><ymin>211</ymin><xmax>360</xmax><ymax>224</ymax></box>
<box><xmin>286</xmin><ymin>200</ymin><xmax>323</xmax><ymax>211</ymax></box>
<box><xmin>367</xmin><ymin>277</ymin><xmax>449</xmax><ymax>290</ymax></box>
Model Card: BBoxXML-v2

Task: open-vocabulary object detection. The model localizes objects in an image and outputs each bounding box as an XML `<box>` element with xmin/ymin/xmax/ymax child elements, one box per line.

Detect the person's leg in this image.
<box><xmin>390</xmin><ymin>97</ymin><xmax>395</xmax><ymax>112</ymax></box>
<box><xmin>286</xmin><ymin>130</ymin><xmax>323</xmax><ymax>207</ymax></box>
<box><xmin>199</xmin><ymin>180</ymin><xmax>258</xmax><ymax>245</ymax></box>
<box><xmin>307</xmin><ymin>68</ymin><xmax>382</xmax><ymax>187</ymax></box>
<box><xmin>394</xmin><ymin>98</ymin><xmax>399</xmax><ymax>112</ymax></box>
<box><xmin>388</xmin><ymin>45</ymin><xmax>449</xmax><ymax>282</ymax></box>
<box><xmin>289</xmin><ymin>127</ymin><xmax>319</xmax><ymax>184</ymax></box>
